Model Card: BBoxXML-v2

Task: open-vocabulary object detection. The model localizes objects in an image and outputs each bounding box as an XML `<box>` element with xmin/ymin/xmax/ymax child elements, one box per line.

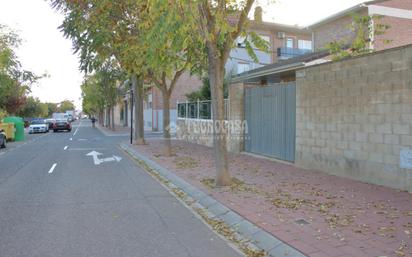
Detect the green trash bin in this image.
<box><xmin>2</xmin><ymin>116</ymin><xmax>25</xmax><ymax>141</ymax></box>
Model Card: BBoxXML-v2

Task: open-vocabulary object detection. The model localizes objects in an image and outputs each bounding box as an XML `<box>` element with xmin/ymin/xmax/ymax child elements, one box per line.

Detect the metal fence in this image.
<box><xmin>177</xmin><ymin>99</ymin><xmax>228</xmax><ymax>120</ymax></box>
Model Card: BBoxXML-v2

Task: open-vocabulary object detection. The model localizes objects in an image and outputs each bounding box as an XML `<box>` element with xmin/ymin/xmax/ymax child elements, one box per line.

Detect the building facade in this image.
<box><xmin>310</xmin><ymin>0</ymin><xmax>412</xmax><ymax>51</ymax></box>
<box><xmin>144</xmin><ymin>10</ymin><xmax>312</xmax><ymax>131</ymax></box>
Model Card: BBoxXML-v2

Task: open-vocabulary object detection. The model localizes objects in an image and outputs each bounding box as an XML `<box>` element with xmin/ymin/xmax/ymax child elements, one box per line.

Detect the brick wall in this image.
<box><xmin>378</xmin><ymin>0</ymin><xmax>412</xmax><ymax>9</ymax></box>
<box><xmin>374</xmin><ymin>16</ymin><xmax>412</xmax><ymax>51</ymax></box>
<box><xmin>295</xmin><ymin>44</ymin><xmax>412</xmax><ymax>191</ymax></box>
<box><xmin>313</xmin><ymin>0</ymin><xmax>412</xmax><ymax>52</ymax></box>
<box><xmin>313</xmin><ymin>13</ymin><xmax>360</xmax><ymax>50</ymax></box>
<box><xmin>151</xmin><ymin>72</ymin><xmax>203</xmax><ymax>110</ymax></box>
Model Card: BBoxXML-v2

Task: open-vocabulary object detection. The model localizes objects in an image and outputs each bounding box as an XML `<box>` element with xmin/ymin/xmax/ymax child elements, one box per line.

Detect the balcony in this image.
<box><xmin>277</xmin><ymin>47</ymin><xmax>312</xmax><ymax>60</ymax></box>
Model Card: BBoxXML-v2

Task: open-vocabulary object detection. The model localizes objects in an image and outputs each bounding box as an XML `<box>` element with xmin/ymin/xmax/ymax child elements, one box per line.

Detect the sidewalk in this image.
<box><xmin>125</xmin><ymin>139</ymin><xmax>412</xmax><ymax>257</ymax></box>
<box><xmin>96</xmin><ymin>124</ymin><xmax>130</xmax><ymax>136</ymax></box>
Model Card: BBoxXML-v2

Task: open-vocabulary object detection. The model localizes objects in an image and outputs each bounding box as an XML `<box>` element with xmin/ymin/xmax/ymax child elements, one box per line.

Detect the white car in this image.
<box><xmin>29</xmin><ymin>119</ymin><xmax>49</xmax><ymax>134</ymax></box>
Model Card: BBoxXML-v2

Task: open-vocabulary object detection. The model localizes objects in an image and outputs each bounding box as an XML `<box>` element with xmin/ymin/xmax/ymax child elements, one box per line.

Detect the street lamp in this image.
<box><xmin>130</xmin><ymin>88</ymin><xmax>134</xmax><ymax>145</ymax></box>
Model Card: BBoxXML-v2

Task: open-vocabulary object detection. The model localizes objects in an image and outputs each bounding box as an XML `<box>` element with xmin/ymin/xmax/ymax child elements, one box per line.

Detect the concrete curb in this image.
<box><xmin>120</xmin><ymin>143</ymin><xmax>307</xmax><ymax>257</ymax></box>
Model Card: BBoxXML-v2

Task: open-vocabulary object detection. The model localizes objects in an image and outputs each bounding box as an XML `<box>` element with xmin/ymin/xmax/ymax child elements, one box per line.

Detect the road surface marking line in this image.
<box><xmin>64</xmin><ymin>146</ymin><xmax>68</xmax><ymax>150</ymax></box>
<box><xmin>48</xmin><ymin>163</ymin><xmax>57</xmax><ymax>174</ymax></box>
<box><xmin>73</xmin><ymin>121</ymin><xmax>81</xmax><ymax>136</ymax></box>
<box><xmin>69</xmin><ymin>138</ymin><xmax>73</xmax><ymax>141</ymax></box>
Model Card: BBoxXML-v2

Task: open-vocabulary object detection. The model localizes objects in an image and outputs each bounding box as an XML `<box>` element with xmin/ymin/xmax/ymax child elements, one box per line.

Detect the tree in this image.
<box><xmin>0</xmin><ymin>24</ymin><xmax>41</xmax><ymax>115</ymax></box>
<box><xmin>186</xmin><ymin>76</ymin><xmax>229</xmax><ymax>102</ymax></box>
<box><xmin>81</xmin><ymin>74</ymin><xmax>105</xmax><ymax>118</ymax></box>
<box><xmin>46</xmin><ymin>102</ymin><xmax>58</xmax><ymax>117</ymax></box>
<box><xmin>58</xmin><ymin>100</ymin><xmax>75</xmax><ymax>113</ymax></box>
<box><xmin>142</xmin><ymin>0</ymin><xmax>205</xmax><ymax>156</ymax></box>
<box><xmin>51</xmin><ymin>0</ymin><xmax>147</xmax><ymax>144</ymax></box>
<box><xmin>187</xmin><ymin>0</ymin><xmax>268</xmax><ymax>186</ymax></box>
<box><xmin>18</xmin><ymin>96</ymin><xmax>48</xmax><ymax>118</ymax></box>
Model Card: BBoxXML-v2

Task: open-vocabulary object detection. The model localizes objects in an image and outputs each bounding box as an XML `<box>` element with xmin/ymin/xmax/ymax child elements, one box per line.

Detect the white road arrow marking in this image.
<box><xmin>86</xmin><ymin>151</ymin><xmax>122</xmax><ymax>165</ymax></box>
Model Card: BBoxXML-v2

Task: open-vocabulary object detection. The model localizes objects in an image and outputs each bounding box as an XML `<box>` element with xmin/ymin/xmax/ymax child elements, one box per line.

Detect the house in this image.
<box><xmin>175</xmin><ymin>0</ymin><xmax>412</xmax><ymax>191</ymax></box>
<box><xmin>142</xmin><ymin>8</ymin><xmax>313</xmax><ymax>131</ymax></box>
<box><xmin>309</xmin><ymin>0</ymin><xmax>412</xmax><ymax>51</ymax></box>
<box><xmin>226</xmin><ymin>17</ymin><xmax>313</xmax><ymax>75</ymax></box>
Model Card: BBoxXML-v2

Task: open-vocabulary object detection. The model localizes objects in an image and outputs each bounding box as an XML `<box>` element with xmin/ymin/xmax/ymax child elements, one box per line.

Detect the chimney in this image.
<box><xmin>254</xmin><ymin>6</ymin><xmax>262</xmax><ymax>23</ymax></box>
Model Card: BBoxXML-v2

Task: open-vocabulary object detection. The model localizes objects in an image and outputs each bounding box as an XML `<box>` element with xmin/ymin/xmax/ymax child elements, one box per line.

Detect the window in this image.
<box><xmin>236</xmin><ymin>36</ymin><xmax>246</xmax><ymax>47</ymax></box>
<box><xmin>237</xmin><ymin>63</ymin><xmax>250</xmax><ymax>74</ymax></box>
<box><xmin>146</xmin><ymin>94</ymin><xmax>152</xmax><ymax>109</ymax></box>
<box><xmin>298</xmin><ymin>40</ymin><xmax>312</xmax><ymax>50</ymax></box>
<box><xmin>286</xmin><ymin>38</ymin><xmax>294</xmax><ymax>48</ymax></box>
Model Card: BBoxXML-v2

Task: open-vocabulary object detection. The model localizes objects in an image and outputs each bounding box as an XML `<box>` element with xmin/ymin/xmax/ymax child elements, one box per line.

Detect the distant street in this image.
<box><xmin>0</xmin><ymin>120</ymin><xmax>241</xmax><ymax>257</ymax></box>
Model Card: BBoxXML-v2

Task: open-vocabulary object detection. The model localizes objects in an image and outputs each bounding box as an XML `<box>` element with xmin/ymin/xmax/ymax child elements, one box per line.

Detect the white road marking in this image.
<box><xmin>68</xmin><ymin>147</ymin><xmax>106</xmax><ymax>151</ymax></box>
<box><xmin>86</xmin><ymin>151</ymin><xmax>122</xmax><ymax>165</ymax></box>
<box><xmin>64</xmin><ymin>146</ymin><xmax>68</xmax><ymax>150</ymax></box>
<box><xmin>78</xmin><ymin>138</ymin><xmax>87</xmax><ymax>141</ymax></box>
<box><xmin>73</xmin><ymin>121</ymin><xmax>81</xmax><ymax>136</ymax></box>
<box><xmin>48</xmin><ymin>163</ymin><xmax>57</xmax><ymax>174</ymax></box>
<box><xmin>69</xmin><ymin>138</ymin><xmax>73</xmax><ymax>141</ymax></box>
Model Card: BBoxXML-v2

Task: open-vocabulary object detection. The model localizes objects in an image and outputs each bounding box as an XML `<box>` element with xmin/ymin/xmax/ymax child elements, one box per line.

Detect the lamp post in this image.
<box><xmin>130</xmin><ymin>88</ymin><xmax>134</xmax><ymax>144</ymax></box>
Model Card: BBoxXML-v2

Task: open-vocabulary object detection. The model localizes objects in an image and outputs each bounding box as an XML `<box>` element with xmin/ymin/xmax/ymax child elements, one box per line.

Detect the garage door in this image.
<box><xmin>244</xmin><ymin>83</ymin><xmax>296</xmax><ymax>162</ymax></box>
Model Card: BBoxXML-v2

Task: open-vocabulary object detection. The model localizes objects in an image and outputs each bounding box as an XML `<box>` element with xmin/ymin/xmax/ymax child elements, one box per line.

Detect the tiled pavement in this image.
<box><xmin>124</xmin><ymin>139</ymin><xmax>412</xmax><ymax>257</ymax></box>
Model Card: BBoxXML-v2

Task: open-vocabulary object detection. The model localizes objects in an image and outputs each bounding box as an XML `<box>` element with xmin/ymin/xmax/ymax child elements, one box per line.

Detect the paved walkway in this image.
<box><xmin>131</xmin><ymin>139</ymin><xmax>412</xmax><ymax>257</ymax></box>
<box><xmin>97</xmin><ymin>124</ymin><xmax>164</xmax><ymax>139</ymax></box>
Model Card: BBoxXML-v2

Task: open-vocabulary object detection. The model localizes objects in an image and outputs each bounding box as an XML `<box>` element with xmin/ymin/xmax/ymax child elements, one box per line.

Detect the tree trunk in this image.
<box><xmin>132</xmin><ymin>74</ymin><xmax>145</xmax><ymax>145</ymax></box>
<box><xmin>111</xmin><ymin>105</ymin><xmax>115</xmax><ymax>131</ymax></box>
<box><xmin>104</xmin><ymin>107</ymin><xmax>110</xmax><ymax>128</ymax></box>
<box><xmin>161</xmin><ymin>90</ymin><xmax>172</xmax><ymax>156</ymax></box>
<box><xmin>208</xmin><ymin>48</ymin><xmax>231</xmax><ymax>186</ymax></box>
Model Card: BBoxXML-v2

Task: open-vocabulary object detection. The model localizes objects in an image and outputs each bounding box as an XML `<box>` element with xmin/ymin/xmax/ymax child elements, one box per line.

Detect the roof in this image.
<box><xmin>230</xmin><ymin>50</ymin><xmax>330</xmax><ymax>83</ymax></box>
<box><xmin>307</xmin><ymin>0</ymin><xmax>389</xmax><ymax>29</ymax></box>
<box><xmin>248</xmin><ymin>20</ymin><xmax>310</xmax><ymax>34</ymax></box>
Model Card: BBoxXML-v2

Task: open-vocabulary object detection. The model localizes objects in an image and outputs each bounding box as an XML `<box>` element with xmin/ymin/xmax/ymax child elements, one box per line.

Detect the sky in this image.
<box><xmin>0</xmin><ymin>0</ymin><xmax>367</xmax><ymax>111</ymax></box>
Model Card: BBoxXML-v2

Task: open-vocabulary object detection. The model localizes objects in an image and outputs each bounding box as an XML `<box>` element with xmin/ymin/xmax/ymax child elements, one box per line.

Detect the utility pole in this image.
<box><xmin>130</xmin><ymin>89</ymin><xmax>134</xmax><ymax>144</ymax></box>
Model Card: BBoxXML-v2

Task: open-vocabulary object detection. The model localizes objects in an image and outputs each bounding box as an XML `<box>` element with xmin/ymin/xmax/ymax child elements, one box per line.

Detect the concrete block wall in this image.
<box><xmin>295</xmin><ymin>44</ymin><xmax>412</xmax><ymax>191</ymax></box>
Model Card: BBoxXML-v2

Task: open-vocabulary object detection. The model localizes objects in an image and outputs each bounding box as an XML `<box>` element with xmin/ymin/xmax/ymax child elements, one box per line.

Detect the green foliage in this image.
<box><xmin>327</xmin><ymin>13</ymin><xmax>391</xmax><ymax>61</ymax></box>
<box><xmin>143</xmin><ymin>0</ymin><xmax>205</xmax><ymax>78</ymax></box>
<box><xmin>46</xmin><ymin>102</ymin><xmax>58</xmax><ymax>117</ymax></box>
<box><xmin>0</xmin><ymin>109</ymin><xmax>7</xmax><ymax>120</ymax></box>
<box><xmin>17</xmin><ymin>97</ymin><xmax>48</xmax><ymax>118</ymax></box>
<box><xmin>185</xmin><ymin>76</ymin><xmax>229</xmax><ymax>102</ymax></box>
<box><xmin>0</xmin><ymin>24</ymin><xmax>43</xmax><ymax>115</ymax></box>
<box><xmin>80</xmin><ymin>60</ymin><xmax>123</xmax><ymax>116</ymax></box>
<box><xmin>326</xmin><ymin>41</ymin><xmax>351</xmax><ymax>61</ymax></box>
<box><xmin>58</xmin><ymin>100</ymin><xmax>75</xmax><ymax>113</ymax></box>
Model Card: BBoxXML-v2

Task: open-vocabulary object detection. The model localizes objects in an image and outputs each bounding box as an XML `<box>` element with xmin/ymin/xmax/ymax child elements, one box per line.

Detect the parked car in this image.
<box><xmin>0</xmin><ymin>129</ymin><xmax>6</xmax><ymax>148</ymax></box>
<box><xmin>45</xmin><ymin>118</ymin><xmax>56</xmax><ymax>129</ymax></box>
<box><xmin>29</xmin><ymin>119</ymin><xmax>49</xmax><ymax>134</ymax></box>
<box><xmin>53</xmin><ymin>119</ymin><xmax>71</xmax><ymax>132</ymax></box>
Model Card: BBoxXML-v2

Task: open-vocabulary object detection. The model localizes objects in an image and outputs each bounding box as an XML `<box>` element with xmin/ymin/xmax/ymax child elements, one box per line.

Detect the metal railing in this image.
<box><xmin>277</xmin><ymin>47</ymin><xmax>312</xmax><ymax>59</ymax></box>
<box><xmin>177</xmin><ymin>99</ymin><xmax>229</xmax><ymax>120</ymax></box>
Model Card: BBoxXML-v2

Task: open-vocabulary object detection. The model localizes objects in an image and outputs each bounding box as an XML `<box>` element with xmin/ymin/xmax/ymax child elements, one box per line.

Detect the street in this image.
<box><xmin>0</xmin><ymin>120</ymin><xmax>241</xmax><ymax>257</ymax></box>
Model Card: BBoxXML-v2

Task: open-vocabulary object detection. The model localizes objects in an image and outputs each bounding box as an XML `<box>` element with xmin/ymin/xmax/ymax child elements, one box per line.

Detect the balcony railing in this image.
<box><xmin>277</xmin><ymin>47</ymin><xmax>312</xmax><ymax>59</ymax></box>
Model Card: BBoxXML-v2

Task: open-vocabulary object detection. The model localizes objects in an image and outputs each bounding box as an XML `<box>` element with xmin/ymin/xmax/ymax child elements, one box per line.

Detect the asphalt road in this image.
<box><xmin>0</xmin><ymin>120</ymin><xmax>241</xmax><ymax>257</ymax></box>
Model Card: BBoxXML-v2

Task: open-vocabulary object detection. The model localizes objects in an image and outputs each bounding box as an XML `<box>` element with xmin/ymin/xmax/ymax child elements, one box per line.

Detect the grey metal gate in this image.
<box><xmin>244</xmin><ymin>83</ymin><xmax>296</xmax><ymax>162</ymax></box>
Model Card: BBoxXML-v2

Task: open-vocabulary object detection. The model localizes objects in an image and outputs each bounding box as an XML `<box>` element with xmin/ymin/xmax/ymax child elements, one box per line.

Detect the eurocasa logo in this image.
<box><xmin>169</xmin><ymin>120</ymin><xmax>250</xmax><ymax>141</ymax></box>
<box><xmin>182</xmin><ymin>120</ymin><xmax>248</xmax><ymax>135</ymax></box>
